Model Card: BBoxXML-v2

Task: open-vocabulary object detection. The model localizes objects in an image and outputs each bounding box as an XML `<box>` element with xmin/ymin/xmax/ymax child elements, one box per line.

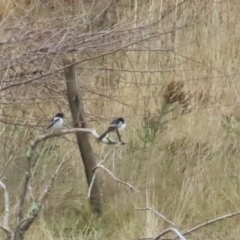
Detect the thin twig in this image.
<box><xmin>136</xmin><ymin>207</ymin><xmax>175</xmax><ymax>225</ymax></box>
<box><xmin>86</xmin><ymin>173</ymin><xmax>96</xmax><ymax>199</ymax></box>
<box><xmin>18</xmin><ymin>153</ymin><xmax>31</xmax><ymax>222</ymax></box>
<box><xmin>28</xmin><ymin>186</ymin><xmax>34</xmax><ymax>202</ymax></box>
<box><xmin>0</xmin><ymin>155</ymin><xmax>13</xmax><ymax>179</ymax></box>
<box><xmin>86</xmin><ymin>160</ymin><xmax>105</xmax><ymax>199</ymax></box>
<box><xmin>0</xmin><ymin>22</ymin><xmax>197</xmax><ymax>92</ymax></box>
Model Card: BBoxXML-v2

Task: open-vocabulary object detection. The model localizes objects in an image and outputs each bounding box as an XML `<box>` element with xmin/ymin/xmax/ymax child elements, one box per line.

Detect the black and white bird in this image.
<box><xmin>97</xmin><ymin>117</ymin><xmax>126</xmax><ymax>143</ymax></box>
<box><xmin>47</xmin><ymin>113</ymin><xmax>64</xmax><ymax>130</ymax></box>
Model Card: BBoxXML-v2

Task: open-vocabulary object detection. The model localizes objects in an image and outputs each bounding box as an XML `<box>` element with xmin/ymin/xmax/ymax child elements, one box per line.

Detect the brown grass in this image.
<box><xmin>1</xmin><ymin>0</ymin><xmax>240</xmax><ymax>239</ymax></box>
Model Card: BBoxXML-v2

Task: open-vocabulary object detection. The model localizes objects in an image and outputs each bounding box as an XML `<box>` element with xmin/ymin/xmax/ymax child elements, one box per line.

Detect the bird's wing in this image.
<box><xmin>47</xmin><ymin>117</ymin><xmax>60</xmax><ymax>129</ymax></box>
<box><xmin>97</xmin><ymin>129</ymin><xmax>110</xmax><ymax>143</ymax></box>
<box><xmin>109</xmin><ymin>122</ymin><xmax>119</xmax><ymax>128</ymax></box>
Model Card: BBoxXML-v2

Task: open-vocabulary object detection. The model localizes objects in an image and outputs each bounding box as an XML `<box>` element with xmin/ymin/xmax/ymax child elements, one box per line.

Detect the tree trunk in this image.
<box><xmin>63</xmin><ymin>59</ymin><xmax>102</xmax><ymax>215</ymax></box>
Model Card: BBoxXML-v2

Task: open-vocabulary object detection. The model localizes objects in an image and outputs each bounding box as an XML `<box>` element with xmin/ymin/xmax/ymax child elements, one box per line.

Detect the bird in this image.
<box><xmin>47</xmin><ymin>113</ymin><xmax>64</xmax><ymax>130</ymax></box>
<box><xmin>97</xmin><ymin>117</ymin><xmax>126</xmax><ymax>143</ymax></box>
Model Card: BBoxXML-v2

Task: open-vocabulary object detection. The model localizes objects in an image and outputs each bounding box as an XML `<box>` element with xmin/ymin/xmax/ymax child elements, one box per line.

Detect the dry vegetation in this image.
<box><xmin>1</xmin><ymin>0</ymin><xmax>240</xmax><ymax>239</ymax></box>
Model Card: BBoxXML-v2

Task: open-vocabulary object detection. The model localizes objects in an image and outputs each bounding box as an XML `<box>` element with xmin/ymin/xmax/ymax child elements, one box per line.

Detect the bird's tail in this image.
<box><xmin>97</xmin><ymin>130</ymin><xmax>110</xmax><ymax>143</ymax></box>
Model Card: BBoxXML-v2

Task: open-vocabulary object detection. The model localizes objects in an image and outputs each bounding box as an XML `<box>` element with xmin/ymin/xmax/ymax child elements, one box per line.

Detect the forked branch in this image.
<box><xmin>16</xmin><ymin>158</ymin><xmax>65</xmax><ymax>232</ymax></box>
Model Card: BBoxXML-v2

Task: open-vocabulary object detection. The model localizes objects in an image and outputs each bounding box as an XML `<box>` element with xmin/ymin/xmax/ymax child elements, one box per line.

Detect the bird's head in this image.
<box><xmin>56</xmin><ymin>113</ymin><xmax>64</xmax><ymax>118</ymax></box>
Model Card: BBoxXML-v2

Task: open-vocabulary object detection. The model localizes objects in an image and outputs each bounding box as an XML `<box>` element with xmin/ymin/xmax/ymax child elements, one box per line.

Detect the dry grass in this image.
<box><xmin>1</xmin><ymin>0</ymin><xmax>240</xmax><ymax>239</ymax></box>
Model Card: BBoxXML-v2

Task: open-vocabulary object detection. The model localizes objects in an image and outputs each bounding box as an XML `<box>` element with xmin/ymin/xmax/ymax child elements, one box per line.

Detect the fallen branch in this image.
<box><xmin>135</xmin><ymin>207</ymin><xmax>175</xmax><ymax>225</ymax></box>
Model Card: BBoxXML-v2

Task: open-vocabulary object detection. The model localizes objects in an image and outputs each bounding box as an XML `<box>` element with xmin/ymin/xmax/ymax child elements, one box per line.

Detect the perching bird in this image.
<box><xmin>97</xmin><ymin>117</ymin><xmax>126</xmax><ymax>143</ymax></box>
<box><xmin>47</xmin><ymin>113</ymin><xmax>64</xmax><ymax>130</ymax></box>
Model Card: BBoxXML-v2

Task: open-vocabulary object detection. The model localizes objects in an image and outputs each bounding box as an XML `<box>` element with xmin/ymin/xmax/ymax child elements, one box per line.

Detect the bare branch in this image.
<box><xmin>28</xmin><ymin>186</ymin><xmax>34</xmax><ymax>202</ymax></box>
<box><xmin>154</xmin><ymin>228</ymin><xmax>186</xmax><ymax>240</ymax></box>
<box><xmin>17</xmin><ymin>157</ymin><xmax>65</xmax><ymax>232</ymax></box>
<box><xmin>0</xmin><ymin>155</ymin><xmax>13</xmax><ymax>179</ymax></box>
<box><xmin>92</xmin><ymin>162</ymin><xmax>139</xmax><ymax>192</ymax></box>
<box><xmin>179</xmin><ymin>211</ymin><xmax>240</xmax><ymax>239</ymax></box>
<box><xmin>86</xmin><ymin>172</ymin><xmax>96</xmax><ymax>199</ymax></box>
<box><xmin>18</xmin><ymin>128</ymin><xmax>121</xmax><ymax>230</ymax></box>
<box><xmin>18</xmin><ymin>160</ymin><xmax>31</xmax><ymax>222</ymax></box>
<box><xmin>86</xmin><ymin>160</ymin><xmax>106</xmax><ymax>200</ymax></box>
<box><xmin>135</xmin><ymin>207</ymin><xmax>175</xmax><ymax>225</ymax></box>
<box><xmin>143</xmin><ymin>211</ymin><xmax>240</xmax><ymax>240</ymax></box>
<box><xmin>0</xmin><ymin>22</ymin><xmax>197</xmax><ymax>92</ymax></box>
<box><xmin>0</xmin><ymin>180</ymin><xmax>12</xmax><ymax>239</ymax></box>
<box><xmin>30</xmin><ymin>128</ymin><xmax>124</xmax><ymax>146</ymax></box>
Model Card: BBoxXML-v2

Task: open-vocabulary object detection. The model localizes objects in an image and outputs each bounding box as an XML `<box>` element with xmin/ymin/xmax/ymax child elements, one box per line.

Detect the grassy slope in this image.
<box><xmin>1</xmin><ymin>0</ymin><xmax>240</xmax><ymax>239</ymax></box>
